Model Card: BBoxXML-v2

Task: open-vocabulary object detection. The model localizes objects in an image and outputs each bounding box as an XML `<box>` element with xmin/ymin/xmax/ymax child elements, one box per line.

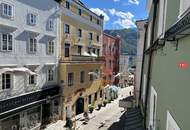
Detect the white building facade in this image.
<box><xmin>0</xmin><ymin>0</ymin><xmax>61</xmax><ymax>129</ymax></box>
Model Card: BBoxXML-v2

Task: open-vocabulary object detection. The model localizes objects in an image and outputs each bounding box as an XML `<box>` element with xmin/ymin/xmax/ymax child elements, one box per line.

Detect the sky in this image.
<box><xmin>82</xmin><ymin>0</ymin><xmax>148</xmax><ymax>30</ymax></box>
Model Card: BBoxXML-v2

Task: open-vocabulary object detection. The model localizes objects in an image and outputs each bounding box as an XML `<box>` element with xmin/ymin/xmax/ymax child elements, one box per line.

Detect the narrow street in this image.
<box><xmin>45</xmin><ymin>87</ymin><xmax>134</xmax><ymax>130</ymax></box>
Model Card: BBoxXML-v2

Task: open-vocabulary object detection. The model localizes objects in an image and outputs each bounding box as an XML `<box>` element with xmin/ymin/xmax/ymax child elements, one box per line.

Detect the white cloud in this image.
<box><xmin>114</xmin><ymin>18</ymin><xmax>136</xmax><ymax>29</ymax></box>
<box><xmin>90</xmin><ymin>8</ymin><xmax>110</xmax><ymax>22</ymax></box>
<box><xmin>106</xmin><ymin>8</ymin><xmax>136</xmax><ymax>29</ymax></box>
<box><xmin>113</xmin><ymin>0</ymin><xmax>120</xmax><ymax>2</ymax></box>
<box><xmin>108</xmin><ymin>9</ymin><xmax>134</xmax><ymax>19</ymax></box>
<box><xmin>128</xmin><ymin>0</ymin><xmax>139</xmax><ymax>5</ymax></box>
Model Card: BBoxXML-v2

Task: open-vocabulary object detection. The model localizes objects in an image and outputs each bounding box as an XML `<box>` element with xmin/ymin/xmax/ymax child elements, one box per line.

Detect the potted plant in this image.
<box><xmin>103</xmin><ymin>101</ymin><xmax>107</xmax><ymax>107</ymax></box>
<box><xmin>98</xmin><ymin>104</ymin><xmax>102</xmax><ymax>110</ymax></box>
<box><xmin>89</xmin><ymin>105</ymin><xmax>94</xmax><ymax>113</ymax></box>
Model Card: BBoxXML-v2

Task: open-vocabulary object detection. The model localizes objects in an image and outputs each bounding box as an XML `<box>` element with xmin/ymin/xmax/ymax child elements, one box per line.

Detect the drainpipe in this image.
<box><xmin>138</xmin><ymin>22</ymin><xmax>148</xmax><ymax>106</ymax></box>
<box><xmin>144</xmin><ymin>0</ymin><xmax>159</xmax><ymax>128</ymax></box>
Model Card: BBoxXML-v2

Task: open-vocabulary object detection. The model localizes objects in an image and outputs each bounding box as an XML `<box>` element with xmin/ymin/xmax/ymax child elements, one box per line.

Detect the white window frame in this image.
<box><xmin>0</xmin><ymin>33</ymin><xmax>13</xmax><ymax>51</ymax></box>
<box><xmin>149</xmin><ymin>86</ymin><xmax>157</xmax><ymax>130</ymax></box>
<box><xmin>47</xmin><ymin>69</ymin><xmax>54</xmax><ymax>82</ymax></box>
<box><xmin>47</xmin><ymin>41</ymin><xmax>54</xmax><ymax>55</ymax></box>
<box><xmin>28</xmin><ymin>13</ymin><xmax>37</xmax><ymax>25</ymax></box>
<box><xmin>0</xmin><ymin>73</ymin><xmax>12</xmax><ymax>90</ymax></box>
<box><xmin>28</xmin><ymin>74</ymin><xmax>36</xmax><ymax>86</ymax></box>
<box><xmin>28</xmin><ymin>38</ymin><xmax>37</xmax><ymax>53</ymax></box>
<box><xmin>68</xmin><ymin>72</ymin><xmax>74</xmax><ymax>86</ymax></box>
<box><xmin>48</xmin><ymin>19</ymin><xmax>54</xmax><ymax>30</ymax></box>
<box><xmin>166</xmin><ymin>111</ymin><xmax>181</xmax><ymax>130</ymax></box>
<box><xmin>2</xmin><ymin>2</ymin><xmax>14</xmax><ymax>18</ymax></box>
<box><xmin>64</xmin><ymin>24</ymin><xmax>70</xmax><ymax>34</ymax></box>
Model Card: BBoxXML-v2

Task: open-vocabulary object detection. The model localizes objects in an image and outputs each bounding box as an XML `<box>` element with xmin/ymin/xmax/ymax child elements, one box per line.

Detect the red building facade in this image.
<box><xmin>102</xmin><ymin>33</ymin><xmax>121</xmax><ymax>85</ymax></box>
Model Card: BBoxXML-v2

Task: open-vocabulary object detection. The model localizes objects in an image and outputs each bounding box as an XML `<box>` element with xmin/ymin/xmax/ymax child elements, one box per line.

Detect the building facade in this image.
<box><xmin>58</xmin><ymin>0</ymin><xmax>105</xmax><ymax>120</ymax></box>
<box><xmin>102</xmin><ymin>33</ymin><xmax>120</xmax><ymax>86</ymax></box>
<box><xmin>0</xmin><ymin>0</ymin><xmax>61</xmax><ymax>130</ymax></box>
<box><xmin>135</xmin><ymin>20</ymin><xmax>147</xmax><ymax>106</ymax></box>
<box><xmin>139</xmin><ymin>0</ymin><xmax>190</xmax><ymax>129</ymax></box>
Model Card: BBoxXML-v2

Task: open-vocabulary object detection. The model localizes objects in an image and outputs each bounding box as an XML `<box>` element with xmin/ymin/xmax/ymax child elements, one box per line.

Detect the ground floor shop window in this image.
<box><xmin>26</xmin><ymin>106</ymin><xmax>41</xmax><ymax>129</ymax></box>
<box><xmin>1</xmin><ymin>114</ymin><xmax>20</xmax><ymax>130</ymax></box>
<box><xmin>52</xmin><ymin>99</ymin><xmax>59</xmax><ymax>120</ymax></box>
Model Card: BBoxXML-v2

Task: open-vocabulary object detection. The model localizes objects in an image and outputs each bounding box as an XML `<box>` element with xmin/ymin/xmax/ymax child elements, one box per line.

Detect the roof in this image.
<box><xmin>103</xmin><ymin>33</ymin><xmax>120</xmax><ymax>40</ymax></box>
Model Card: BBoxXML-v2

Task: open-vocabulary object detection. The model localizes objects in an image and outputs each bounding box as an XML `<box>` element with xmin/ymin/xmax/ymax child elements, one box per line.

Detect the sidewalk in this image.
<box><xmin>44</xmin><ymin>87</ymin><xmax>133</xmax><ymax>130</ymax></box>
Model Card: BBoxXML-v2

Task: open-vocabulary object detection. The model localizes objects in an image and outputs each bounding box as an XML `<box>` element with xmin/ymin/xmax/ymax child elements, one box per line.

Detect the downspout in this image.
<box><xmin>144</xmin><ymin>0</ymin><xmax>159</xmax><ymax>128</ymax></box>
<box><xmin>138</xmin><ymin>22</ymin><xmax>148</xmax><ymax>106</ymax></box>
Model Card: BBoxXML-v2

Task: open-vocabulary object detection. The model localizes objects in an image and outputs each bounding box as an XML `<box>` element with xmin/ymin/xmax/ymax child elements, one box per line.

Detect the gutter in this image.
<box><xmin>144</xmin><ymin>0</ymin><xmax>159</xmax><ymax>128</ymax></box>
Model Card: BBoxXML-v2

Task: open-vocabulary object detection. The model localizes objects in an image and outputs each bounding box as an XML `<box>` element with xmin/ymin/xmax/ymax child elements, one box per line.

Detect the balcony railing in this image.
<box><xmin>60</xmin><ymin>55</ymin><xmax>105</xmax><ymax>63</ymax></box>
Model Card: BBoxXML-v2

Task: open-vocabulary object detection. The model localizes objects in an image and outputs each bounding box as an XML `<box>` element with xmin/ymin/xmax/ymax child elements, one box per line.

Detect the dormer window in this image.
<box><xmin>28</xmin><ymin>13</ymin><xmax>37</xmax><ymax>25</ymax></box>
<box><xmin>48</xmin><ymin>19</ymin><xmax>54</xmax><ymax>30</ymax></box>
<box><xmin>2</xmin><ymin>3</ymin><xmax>13</xmax><ymax>18</ymax></box>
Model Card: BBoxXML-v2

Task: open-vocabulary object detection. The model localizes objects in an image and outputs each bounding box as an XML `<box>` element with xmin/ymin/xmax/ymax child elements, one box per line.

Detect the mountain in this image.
<box><xmin>104</xmin><ymin>28</ymin><xmax>137</xmax><ymax>55</ymax></box>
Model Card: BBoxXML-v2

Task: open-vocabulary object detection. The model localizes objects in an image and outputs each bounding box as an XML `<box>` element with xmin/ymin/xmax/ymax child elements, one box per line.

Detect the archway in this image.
<box><xmin>75</xmin><ymin>97</ymin><xmax>84</xmax><ymax>115</ymax></box>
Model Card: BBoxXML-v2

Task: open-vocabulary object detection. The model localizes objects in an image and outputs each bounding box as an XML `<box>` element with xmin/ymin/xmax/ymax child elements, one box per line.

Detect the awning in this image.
<box><xmin>0</xmin><ymin>67</ymin><xmax>36</xmax><ymax>75</ymax></box>
<box><xmin>88</xmin><ymin>71</ymin><xmax>98</xmax><ymax>78</ymax></box>
<box><xmin>91</xmin><ymin>53</ymin><xmax>98</xmax><ymax>57</ymax></box>
<box><xmin>82</xmin><ymin>51</ymin><xmax>91</xmax><ymax>56</ymax></box>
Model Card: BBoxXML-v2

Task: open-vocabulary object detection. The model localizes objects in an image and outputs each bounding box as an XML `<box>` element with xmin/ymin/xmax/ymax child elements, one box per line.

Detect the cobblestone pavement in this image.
<box><xmin>45</xmin><ymin>86</ymin><xmax>134</xmax><ymax>130</ymax></box>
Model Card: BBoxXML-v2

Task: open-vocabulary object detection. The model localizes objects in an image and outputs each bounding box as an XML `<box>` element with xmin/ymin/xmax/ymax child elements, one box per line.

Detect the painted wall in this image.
<box><xmin>149</xmin><ymin>37</ymin><xmax>190</xmax><ymax>129</ymax></box>
<box><xmin>0</xmin><ymin>0</ymin><xmax>59</xmax><ymax>100</ymax></box>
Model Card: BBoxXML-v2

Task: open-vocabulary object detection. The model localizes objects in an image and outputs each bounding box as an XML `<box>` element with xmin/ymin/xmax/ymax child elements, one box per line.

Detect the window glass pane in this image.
<box><xmin>8</xmin><ymin>35</ymin><xmax>12</xmax><ymax>50</ymax></box>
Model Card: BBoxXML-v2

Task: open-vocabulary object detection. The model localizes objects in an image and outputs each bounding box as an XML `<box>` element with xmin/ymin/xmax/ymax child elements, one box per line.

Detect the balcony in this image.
<box><xmin>60</xmin><ymin>55</ymin><xmax>105</xmax><ymax>63</ymax></box>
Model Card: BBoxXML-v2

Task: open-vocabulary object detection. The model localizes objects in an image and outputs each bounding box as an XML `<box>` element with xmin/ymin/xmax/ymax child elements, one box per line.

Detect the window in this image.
<box><xmin>97</xmin><ymin>49</ymin><xmax>100</xmax><ymax>57</ymax></box>
<box><xmin>64</xmin><ymin>24</ymin><xmax>70</xmax><ymax>34</ymax></box>
<box><xmin>78</xmin><ymin>8</ymin><xmax>82</xmax><ymax>15</ymax></box>
<box><xmin>48</xmin><ymin>19</ymin><xmax>54</xmax><ymax>30</ymax></box>
<box><xmin>94</xmin><ymin>92</ymin><xmax>97</xmax><ymax>101</ymax></box>
<box><xmin>87</xmin><ymin>47</ymin><xmax>91</xmax><ymax>54</ymax></box>
<box><xmin>28</xmin><ymin>13</ymin><xmax>37</xmax><ymax>25</ymax></box>
<box><xmin>89</xmin><ymin>70</ymin><xmax>93</xmax><ymax>81</ymax></box>
<box><xmin>109</xmin><ymin>75</ymin><xmax>112</xmax><ymax>80</ymax></box>
<box><xmin>97</xmin><ymin>35</ymin><xmax>99</xmax><ymax>42</ymax></box>
<box><xmin>109</xmin><ymin>60</ymin><xmax>112</xmax><ymax>69</ymax></box>
<box><xmin>89</xmin><ymin>33</ymin><xmax>93</xmax><ymax>40</ymax></box>
<box><xmin>2</xmin><ymin>3</ymin><xmax>13</xmax><ymax>18</ymax></box>
<box><xmin>97</xmin><ymin>19</ymin><xmax>100</xmax><ymax>25</ymax></box>
<box><xmin>29</xmin><ymin>75</ymin><xmax>36</xmax><ymax>85</ymax></box>
<box><xmin>92</xmin><ymin>48</ymin><xmax>96</xmax><ymax>54</ymax></box>
<box><xmin>65</xmin><ymin>43</ymin><xmax>70</xmax><ymax>57</ymax></box>
<box><xmin>80</xmin><ymin>71</ymin><xmax>85</xmax><ymax>83</ymax></box>
<box><xmin>68</xmin><ymin>72</ymin><xmax>74</xmax><ymax>86</ymax></box>
<box><xmin>1</xmin><ymin>34</ymin><xmax>13</xmax><ymax>51</ymax></box>
<box><xmin>166</xmin><ymin>111</ymin><xmax>181</xmax><ymax>130</ymax></box>
<box><xmin>65</xmin><ymin>1</ymin><xmax>70</xmax><ymax>9</ymax></box>
<box><xmin>2</xmin><ymin>73</ymin><xmax>11</xmax><ymax>90</ymax></box>
<box><xmin>88</xmin><ymin>95</ymin><xmax>92</xmax><ymax>104</ymax></box>
<box><xmin>47</xmin><ymin>41</ymin><xmax>54</xmax><ymax>55</ymax></box>
<box><xmin>47</xmin><ymin>69</ymin><xmax>54</xmax><ymax>81</ymax></box>
<box><xmin>100</xmin><ymin>90</ymin><xmax>103</xmax><ymax>98</ymax></box>
<box><xmin>78</xmin><ymin>29</ymin><xmax>82</xmax><ymax>37</ymax></box>
<box><xmin>77</xmin><ymin>46</ymin><xmax>82</xmax><ymax>55</ymax></box>
<box><xmin>29</xmin><ymin>38</ymin><xmax>37</xmax><ymax>53</ymax></box>
<box><xmin>90</xmin><ymin>15</ymin><xmax>93</xmax><ymax>21</ymax></box>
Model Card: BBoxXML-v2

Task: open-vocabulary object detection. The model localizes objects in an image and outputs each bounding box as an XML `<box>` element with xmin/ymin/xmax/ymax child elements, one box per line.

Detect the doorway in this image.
<box><xmin>75</xmin><ymin>97</ymin><xmax>84</xmax><ymax>115</ymax></box>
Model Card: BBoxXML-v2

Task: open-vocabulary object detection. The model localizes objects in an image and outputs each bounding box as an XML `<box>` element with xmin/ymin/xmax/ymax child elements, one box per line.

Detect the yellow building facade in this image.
<box><xmin>58</xmin><ymin>0</ymin><xmax>105</xmax><ymax>120</ymax></box>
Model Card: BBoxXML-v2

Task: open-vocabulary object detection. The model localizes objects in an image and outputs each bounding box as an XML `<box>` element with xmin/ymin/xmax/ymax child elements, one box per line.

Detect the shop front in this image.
<box><xmin>0</xmin><ymin>86</ymin><xmax>60</xmax><ymax>130</ymax></box>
